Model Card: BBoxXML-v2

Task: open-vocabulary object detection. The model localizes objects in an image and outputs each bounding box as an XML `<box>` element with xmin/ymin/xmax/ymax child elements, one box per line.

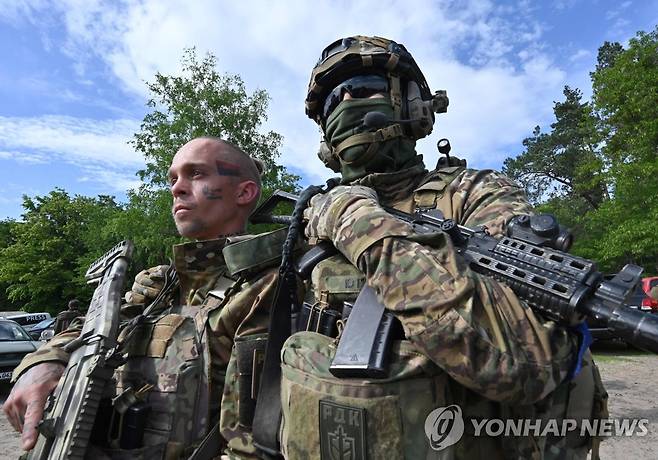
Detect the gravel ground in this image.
<box><xmin>590</xmin><ymin>341</ymin><xmax>658</xmax><ymax>459</ymax></box>
<box><xmin>0</xmin><ymin>383</ymin><xmax>22</xmax><ymax>459</ymax></box>
<box><xmin>0</xmin><ymin>341</ymin><xmax>655</xmax><ymax>459</ymax></box>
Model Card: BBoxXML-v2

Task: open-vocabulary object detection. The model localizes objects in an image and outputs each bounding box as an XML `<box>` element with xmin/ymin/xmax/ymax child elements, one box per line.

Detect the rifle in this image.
<box><xmin>251</xmin><ymin>190</ymin><xmax>658</xmax><ymax>354</ymax></box>
<box><xmin>28</xmin><ymin>241</ymin><xmax>134</xmax><ymax>460</ymax></box>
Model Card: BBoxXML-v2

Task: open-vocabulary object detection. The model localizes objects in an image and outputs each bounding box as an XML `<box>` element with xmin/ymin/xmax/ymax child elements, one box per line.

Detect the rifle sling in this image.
<box><xmin>188</xmin><ymin>421</ymin><xmax>222</xmax><ymax>460</ymax></box>
<box><xmin>252</xmin><ymin>270</ymin><xmax>292</xmax><ymax>457</ymax></box>
<box><xmin>252</xmin><ymin>182</ymin><xmax>332</xmax><ymax>457</ymax></box>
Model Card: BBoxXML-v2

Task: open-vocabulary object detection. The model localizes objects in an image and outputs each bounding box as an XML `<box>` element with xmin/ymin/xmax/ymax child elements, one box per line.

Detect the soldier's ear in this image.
<box><xmin>236</xmin><ymin>180</ymin><xmax>259</xmax><ymax>206</ymax></box>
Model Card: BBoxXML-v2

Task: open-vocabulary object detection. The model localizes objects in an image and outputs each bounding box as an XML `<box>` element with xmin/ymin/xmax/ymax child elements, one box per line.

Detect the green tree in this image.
<box><xmin>121</xmin><ymin>48</ymin><xmax>299</xmax><ymax>263</ymax></box>
<box><xmin>585</xmin><ymin>27</ymin><xmax>658</xmax><ymax>271</ymax></box>
<box><xmin>503</xmin><ymin>86</ymin><xmax>605</xmax><ymax>209</ymax></box>
<box><xmin>0</xmin><ymin>220</ymin><xmax>21</xmax><ymax>312</ymax></box>
<box><xmin>0</xmin><ymin>190</ymin><xmax>123</xmax><ymax>314</ymax></box>
<box><xmin>594</xmin><ymin>41</ymin><xmax>624</xmax><ymax>72</ymax></box>
<box><xmin>502</xmin><ymin>86</ymin><xmax>606</xmax><ymax>249</ymax></box>
<box><xmin>503</xmin><ymin>28</ymin><xmax>658</xmax><ymax>273</ymax></box>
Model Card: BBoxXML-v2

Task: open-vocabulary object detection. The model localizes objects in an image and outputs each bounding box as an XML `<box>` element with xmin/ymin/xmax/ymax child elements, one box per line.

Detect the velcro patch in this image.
<box><xmin>319</xmin><ymin>400</ymin><xmax>367</xmax><ymax>460</ymax></box>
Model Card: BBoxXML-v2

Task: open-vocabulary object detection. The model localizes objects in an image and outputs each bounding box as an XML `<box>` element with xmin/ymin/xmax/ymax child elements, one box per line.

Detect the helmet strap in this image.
<box><xmin>333</xmin><ymin>124</ymin><xmax>404</xmax><ymax>168</ymax></box>
<box><xmin>388</xmin><ymin>73</ymin><xmax>403</xmax><ymax>120</ymax></box>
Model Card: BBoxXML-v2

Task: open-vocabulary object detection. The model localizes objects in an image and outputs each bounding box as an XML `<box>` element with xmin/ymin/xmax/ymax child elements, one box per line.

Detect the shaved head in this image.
<box><xmin>169</xmin><ymin>137</ymin><xmax>263</xmax><ymax>239</ymax></box>
<box><xmin>199</xmin><ymin>137</ymin><xmax>263</xmax><ymax>186</ymax></box>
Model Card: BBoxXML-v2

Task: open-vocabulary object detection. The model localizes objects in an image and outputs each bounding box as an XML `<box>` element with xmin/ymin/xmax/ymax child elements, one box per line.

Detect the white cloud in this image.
<box><xmin>78</xmin><ymin>164</ymin><xmax>142</xmax><ymax>192</ymax></box>
<box><xmin>0</xmin><ymin>115</ymin><xmax>141</xmax><ymax>166</ymax></box>
<box><xmin>570</xmin><ymin>49</ymin><xmax>591</xmax><ymax>62</ymax></box>
<box><xmin>0</xmin><ymin>149</ymin><xmax>49</xmax><ymax>164</ymax></box>
<box><xmin>1</xmin><ymin>0</ymin><xmax>583</xmax><ymax>181</ymax></box>
<box><xmin>0</xmin><ymin>115</ymin><xmax>143</xmax><ymax>191</ymax></box>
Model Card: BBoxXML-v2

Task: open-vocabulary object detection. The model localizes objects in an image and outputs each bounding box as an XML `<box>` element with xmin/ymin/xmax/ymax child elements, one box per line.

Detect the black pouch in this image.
<box><xmin>119</xmin><ymin>402</ymin><xmax>151</xmax><ymax>449</ymax></box>
<box><xmin>294</xmin><ymin>301</ymin><xmax>341</xmax><ymax>337</ymax></box>
<box><xmin>90</xmin><ymin>397</ymin><xmax>151</xmax><ymax>449</ymax></box>
<box><xmin>234</xmin><ymin>333</ymin><xmax>268</xmax><ymax>427</ymax></box>
<box><xmin>90</xmin><ymin>398</ymin><xmax>114</xmax><ymax>447</ymax></box>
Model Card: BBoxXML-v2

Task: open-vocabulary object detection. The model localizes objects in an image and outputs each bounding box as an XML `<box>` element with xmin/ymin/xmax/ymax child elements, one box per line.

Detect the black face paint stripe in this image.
<box><xmin>216</xmin><ymin>160</ymin><xmax>241</xmax><ymax>177</ymax></box>
<box><xmin>202</xmin><ymin>185</ymin><xmax>224</xmax><ymax>200</ymax></box>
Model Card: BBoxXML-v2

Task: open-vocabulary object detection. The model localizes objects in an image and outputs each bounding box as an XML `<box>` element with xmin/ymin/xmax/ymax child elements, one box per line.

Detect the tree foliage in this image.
<box><xmin>0</xmin><ymin>220</ymin><xmax>21</xmax><ymax>312</ymax></box>
<box><xmin>0</xmin><ymin>190</ymin><xmax>123</xmax><ymax>314</ymax></box>
<box><xmin>505</xmin><ymin>27</ymin><xmax>658</xmax><ymax>273</ymax></box>
<box><xmin>503</xmin><ymin>86</ymin><xmax>606</xmax><ymax>210</ymax></box>
<box><xmin>0</xmin><ymin>48</ymin><xmax>299</xmax><ymax>311</ymax></box>
<box><xmin>584</xmin><ymin>27</ymin><xmax>658</xmax><ymax>271</ymax></box>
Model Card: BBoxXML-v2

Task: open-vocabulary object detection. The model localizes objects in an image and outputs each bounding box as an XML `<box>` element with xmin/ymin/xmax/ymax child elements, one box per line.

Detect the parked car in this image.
<box><xmin>23</xmin><ymin>317</ymin><xmax>56</xmax><ymax>341</ymax></box>
<box><xmin>0</xmin><ymin>319</ymin><xmax>43</xmax><ymax>382</ymax></box>
<box><xmin>3</xmin><ymin>312</ymin><xmax>52</xmax><ymax>328</ymax></box>
<box><xmin>633</xmin><ymin>276</ymin><xmax>658</xmax><ymax>312</ymax></box>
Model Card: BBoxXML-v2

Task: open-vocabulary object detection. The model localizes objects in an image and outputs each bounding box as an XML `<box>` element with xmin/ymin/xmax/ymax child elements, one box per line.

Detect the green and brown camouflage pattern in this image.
<box><xmin>14</xmin><ymin>237</ymin><xmax>278</xmax><ymax>459</ymax></box>
<box><xmin>308</xmin><ymin>254</ymin><xmax>365</xmax><ymax>308</ymax></box>
<box><xmin>541</xmin><ymin>350</ymin><xmax>609</xmax><ymax>460</ymax></box>
<box><xmin>289</xmin><ymin>164</ymin><xmax>602</xmax><ymax>459</ymax></box>
<box><xmin>280</xmin><ymin>331</ymin><xmax>448</xmax><ymax>460</ymax></box>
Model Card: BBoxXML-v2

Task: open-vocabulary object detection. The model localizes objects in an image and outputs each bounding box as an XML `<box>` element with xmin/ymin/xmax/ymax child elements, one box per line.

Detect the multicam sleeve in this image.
<box><xmin>11</xmin><ymin>300</ymin><xmax>146</xmax><ymax>382</ymax></box>
<box><xmin>10</xmin><ymin>322</ymin><xmax>83</xmax><ymax>382</ymax></box>
<box><xmin>324</xmin><ymin>188</ymin><xmax>576</xmax><ymax>405</ymax></box>
<box><xmin>436</xmin><ymin>169</ymin><xmax>535</xmax><ymax>237</ymax></box>
<box><xmin>215</xmin><ymin>269</ymin><xmax>280</xmax><ymax>458</ymax></box>
<box><xmin>220</xmin><ymin>352</ymin><xmax>261</xmax><ymax>459</ymax></box>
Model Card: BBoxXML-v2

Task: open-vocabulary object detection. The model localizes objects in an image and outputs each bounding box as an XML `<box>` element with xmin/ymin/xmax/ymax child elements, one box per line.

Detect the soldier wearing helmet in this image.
<box><xmin>218</xmin><ymin>37</ymin><xmax>607</xmax><ymax>459</ymax></box>
<box><xmin>306</xmin><ymin>36</ymin><xmax>448</xmax><ymax>183</ymax></box>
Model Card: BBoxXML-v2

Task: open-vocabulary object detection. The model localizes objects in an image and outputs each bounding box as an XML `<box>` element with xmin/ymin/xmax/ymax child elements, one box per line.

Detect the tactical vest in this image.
<box><xmin>88</xmin><ymin>273</ymin><xmax>240</xmax><ymax>460</ymax></box>
<box><xmin>88</xmin><ymin>230</ymin><xmax>289</xmax><ymax>459</ymax></box>
<box><xmin>279</xmin><ymin>166</ymin><xmax>609</xmax><ymax>460</ymax></box>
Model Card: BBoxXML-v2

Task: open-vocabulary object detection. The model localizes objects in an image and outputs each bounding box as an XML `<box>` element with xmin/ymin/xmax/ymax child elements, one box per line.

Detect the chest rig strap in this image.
<box><xmin>186</xmin><ymin>273</ymin><xmax>244</xmax><ymax>460</ymax></box>
<box><xmin>194</xmin><ymin>274</ymin><xmax>242</xmax><ymax>334</ymax></box>
<box><xmin>413</xmin><ymin>165</ymin><xmax>465</xmax><ymax>211</ymax></box>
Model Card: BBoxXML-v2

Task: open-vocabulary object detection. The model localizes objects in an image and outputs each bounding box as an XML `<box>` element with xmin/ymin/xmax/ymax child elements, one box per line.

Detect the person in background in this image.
<box><xmin>53</xmin><ymin>299</ymin><xmax>82</xmax><ymax>335</ymax></box>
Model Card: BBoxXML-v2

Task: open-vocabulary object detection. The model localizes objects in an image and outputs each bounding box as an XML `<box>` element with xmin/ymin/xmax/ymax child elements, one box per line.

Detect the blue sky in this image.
<box><xmin>0</xmin><ymin>0</ymin><xmax>656</xmax><ymax>220</ymax></box>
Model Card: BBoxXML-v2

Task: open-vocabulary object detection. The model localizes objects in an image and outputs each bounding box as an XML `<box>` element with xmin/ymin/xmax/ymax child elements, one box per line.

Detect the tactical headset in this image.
<box><xmin>305</xmin><ymin>36</ymin><xmax>449</xmax><ymax>171</ymax></box>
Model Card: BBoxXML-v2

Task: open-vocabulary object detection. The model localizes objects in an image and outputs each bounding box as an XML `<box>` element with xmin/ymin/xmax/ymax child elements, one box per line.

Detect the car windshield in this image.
<box><xmin>32</xmin><ymin>318</ymin><xmax>55</xmax><ymax>329</ymax></box>
<box><xmin>650</xmin><ymin>279</ymin><xmax>658</xmax><ymax>289</ymax></box>
<box><xmin>0</xmin><ymin>322</ymin><xmax>32</xmax><ymax>341</ymax></box>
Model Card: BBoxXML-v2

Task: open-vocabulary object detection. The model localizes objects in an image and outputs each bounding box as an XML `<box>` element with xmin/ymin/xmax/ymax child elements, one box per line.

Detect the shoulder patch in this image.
<box><xmin>414</xmin><ymin>167</ymin><xmax>466</xmax><ymax>209</ymax></box>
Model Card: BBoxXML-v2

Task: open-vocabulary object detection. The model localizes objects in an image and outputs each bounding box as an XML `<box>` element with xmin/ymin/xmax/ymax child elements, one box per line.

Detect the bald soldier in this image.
<box><xmin>4</xmin><ymin>137</ymin><xmax>281</xmax><ymax>458</ymax></box>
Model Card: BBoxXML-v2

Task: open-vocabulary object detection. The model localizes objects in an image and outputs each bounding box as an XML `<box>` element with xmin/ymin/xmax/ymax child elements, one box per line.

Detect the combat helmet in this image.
<box><xmin>306</xmin><ymin>36</ymin><xmax>449</xmax><ymax>173</ymax></box>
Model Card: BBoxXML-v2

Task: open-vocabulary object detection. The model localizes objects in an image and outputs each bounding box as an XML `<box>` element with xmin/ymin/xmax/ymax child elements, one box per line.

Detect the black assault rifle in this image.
<box><xmin>28</xmin><ymin>241</ymin><xmax>134</xmax><ymax>460</ymax></box>
<box><xmin>251</xmin><ymin>190</ymin><xmax>658</xmax><ymax>355</ymax></box>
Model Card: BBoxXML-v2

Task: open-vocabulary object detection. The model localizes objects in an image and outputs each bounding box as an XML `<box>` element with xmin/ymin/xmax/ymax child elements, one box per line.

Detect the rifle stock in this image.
<box><xmin>28</xmin><ymin>240</ymin><xmax>134</xmax><ymax>460</ymax></box>
<box><xmin>251</xmin><ymin>190</ymin><xmax>658</xmax><ymax>353</ymax></box>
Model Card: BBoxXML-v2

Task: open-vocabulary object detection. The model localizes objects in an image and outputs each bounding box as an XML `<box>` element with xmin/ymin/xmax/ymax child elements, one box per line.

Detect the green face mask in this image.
<box><xmin>324</xmin><ymin>97</ymin><xmax>420</xmax><ymax>182</ymax></box>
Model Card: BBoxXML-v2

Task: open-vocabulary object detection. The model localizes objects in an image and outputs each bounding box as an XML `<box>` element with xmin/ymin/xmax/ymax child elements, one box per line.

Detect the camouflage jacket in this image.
<box><xmin>13</xmin><ymin>237</ymin><xmax>278</xmax><ymax>458</ymax></box>
<box><xmin>279</xmin><ymin>163</ymin><xmax>587</xmax><ymax>460</ymax></box>
<box><xmin>308</xmin><ymin>163</ymin><xmax>578</xmax><ymax>403</ymax></box>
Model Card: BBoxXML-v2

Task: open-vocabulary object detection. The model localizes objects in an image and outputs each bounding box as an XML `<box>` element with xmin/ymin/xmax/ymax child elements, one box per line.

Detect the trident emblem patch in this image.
<box><xmin>319</xmin><ymin>400</ymin><xmax>367</xmax><ymax>460</ymax></box>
